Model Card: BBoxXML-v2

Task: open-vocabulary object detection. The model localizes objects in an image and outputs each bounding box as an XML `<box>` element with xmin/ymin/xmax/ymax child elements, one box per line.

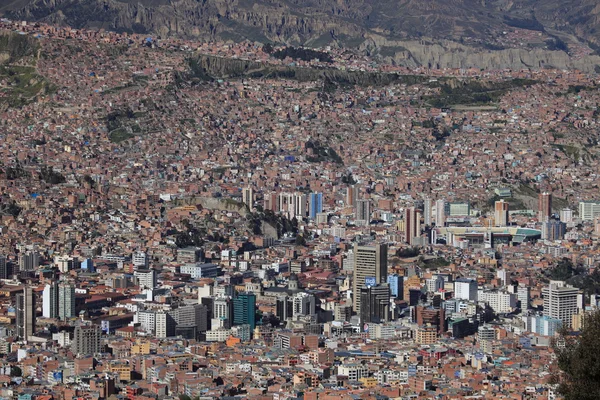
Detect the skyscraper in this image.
<box><xmin>42</xmin><ymin>282</ymin><xmax>58</xmax><ymax>319</ymax></box>
<box><xmin>538</xmin><ymin>192</ymin><xmax>552</xmax><ymax>222</ymax></box>
<box><xmin>309</xmin><ymin>192</ymin><xmax>323</xmax><ymax>219</ymax></box>
<box><xmin>18</xmin><ymin>251</ymin><xmax>40</xmax><ymax>273</ymax></box>
<box><xmin>424</xmin><ymin>198</ymin><xmax>432</xmax><ymax>226</ymax></box>
<box><xmin>242</xmin><ymin>186</ymin><xmax>254</xmax><ymax>207</ymax></box>
<box><xmin>404</xmin><ymin>207</ymin><xmax>421</xmax><ymax>245</ymax></box>
<box><xmin>435</xmin><ymin>199</ymin><xmax>446</xmax><ymax>227</ymax></box>
<box><xmin>16</xmin><ymin>286</ymin><xmax>35</xmax><ymax>340</ymax></box>
<box><xmin>359</xmin><ymin>283</ymin><xmax>391</xmax><ymax>324</ymax></box>
<box><xmin>542</xmin><ymin>281</ymin><xmax>582</xmax><ymax>328</ymax></box>
<box><xmin>233</xmin><ymin>292</ymin><xmax>256</xmax><ymax>330</ymax></box>
<box><xmin>352</xmin><ymin>243</ymin><xmax>388</xmax><ymax>313</ymax></box>
<box><xmin>346</xmin><ymin>185</ymin><xmax>358</xmax><ymax>207</ymax></box>
<box><xmin>58</xmin><ymin>282</ymin><xmax>76</xmax><ymax>320</ymax></box>
<box><xmin>0</xmin><ymin>255</ymin><xmax>9</xmax><ymax>279</ymax></box>
<box><xmin>494</xmin><ymin>200</ymin><xmax>509</xmax><ymax>227</ymax></box>
<box><xmin>355</xmin><ymin>199</ymin><xmax>371</xmax><ymax>223</ymax></box>
<box><xmin>72</xmin><ymin>324</ymin><xmax>101</xmax><ymax>355</ymax></box>
<box><xmin>542</xmin><ymin>220</ymin><xmax>566</xmax><ymax>241</ymax></box>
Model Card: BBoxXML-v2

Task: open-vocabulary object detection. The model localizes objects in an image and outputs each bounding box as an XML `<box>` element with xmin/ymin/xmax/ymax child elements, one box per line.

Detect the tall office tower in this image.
<box><xmin>454</xmin><ymin>278</ymin><xmax>478</xmax><ymax>301</ymax></box>
<box><xmin>542</xmin><ymin>220</ymin><xmax>567</xmax><ymax>241</ymax></box>
<box><xmin>578</xmin><ymin>201</ymin><xmax>600</xmax><ymax>221</ymax></box>
<box><xmin>435</xmin><ymin>199</ymin><xmax>446</xmax><ymax>227</ymax></box>
<box><xmin>355</xmin><ymin>199</ymin><xmax>371</xmax><ymax>223</ymax></box>
<box><xmin>155</xmin><ymin>310</ymin><xmax>176</xmax><ymax>338</ymax></box>
<box><xmin>346</xmin><ymin>185</ymin><xmax>358</xmax><ymax>207</ymax></box>
<box><xmin>72</xmin><ymin>324</ymin><xmax>101</xmax><ymax>355</ymax></box>
<box><xmin>387</xmin><ymin>274</ymin><xmax>404</xmax><ymax>298</ymax></box>
<box><xmin>292</xmin><ymin>292</ymin><xmax>316</xmax><ymax>318</ymax></box>
<box><xmin>233</xmin><ymin>292</ymin><xmax>256</xmax><ymax>330</ymax></box>
<box><xmin>309</xmin><ymin>192</ymin><xmax>323</xmax><ymax>220</ymax></box>
<box><xmin>276</xmin><ymin>296</ymin><xmax>293</xmax><ymax>321</ymax></box>
<box><xmin>517</xmin><ymin>286</ymin><xmax>530</xmax><ymax>310</ymax></box>
<box><xmin>242</xmin><ymin>186</ymin><xmax>254</xmax><ymax>207</ymax></box>
<box><xmin>278</xmin><ymin>192</ymin><xmax>293</xmax><ymax>217</ymax></box>
<box><xmin>172</xmin><ymin>304</ymin><xmax>209</xmax><ymax>336</ymax></box>
<box><xmin>424</xmin><ymin>198</ymin><xmax>432</xmax><ymax>226</ymax></box>
<box><xmin>293</xmin><ymin>193</ymin><xmax>307</xmax><ymax>219</ymax></box>
<box><xmin>58</xmin><ymin>282</ymin><xmax>76</xmax><ymax>320</ymax></box>
<box><xmin>0</xmin><ymin>255</ymin><xmax>8</xmax><ymax>279</ymax></box>
<box><xmin>352</xmin><ymin>243</ymin><xmax>388</xmax><ymax>313</ymax></box>
<box><xmin>42</xmin><ymin>282</ymin><xmax>59</xmax><ymax>318</ymax></box>
<box><xmin>404</xmin><ymin>207</ymin><xmax>421</xmax><ymax>245</ymax></box>
<box><xmin>134</xmin><ymin>269</ymin><xmax>157</xmax><ymax>289</ymax></box>
<box><xmin>359</xmin><ymin>283</ymin><xmax>391</xmax><ymax>324</ymax></box>
<box><xmin>494</xmin><ymin>200</ymin><xmax>509</xmax><ymax>227</ymax></box>
<box><xmin>132</xmin><ymin>251</ymin><xmax>149</xmax><ymax>269</ymax></box>
<box><xmin>560</xmin><ymin>208</ymin><xmax>573</xmax><ymax>223</ymax></box>
<box><xmin>263</xmin><ymin>192</ymin><xmax>279</xmax><ymax>212</ymax></box>
<box><xmin>16</xmin><ymin>286</ymin><xmax>35</xmax><ymax>340</ymax></box>
<box><xmin>213</xmin><ymin>297</ymin><xmax>233</xmax><ymax>329</ymax></box>
<box><xmin>18</xmin><ymin>251</ymin><xmax>40</xmax><ymax>272</ymax></box>
<box><xmin>538</xmin><ymin>192</ymin><xmax>553</xmax><ymax>222</ymax></box>
<box><xmin>542</xmin><ymin>281</ymin><xmax>583</xmax><ymax>328</ymax></box>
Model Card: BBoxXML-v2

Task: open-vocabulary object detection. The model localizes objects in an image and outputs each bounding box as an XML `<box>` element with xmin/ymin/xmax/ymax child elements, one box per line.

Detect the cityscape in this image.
<box><xmin>0</xmin><ymin>10</ymin><xmax>598</xmax><ymax>400</ymax></box>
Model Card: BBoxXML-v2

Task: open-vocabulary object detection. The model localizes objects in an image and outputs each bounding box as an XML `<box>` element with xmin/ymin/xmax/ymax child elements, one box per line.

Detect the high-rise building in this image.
<box><xmin>292</xmin><ymin>292</ymin><xmax>316</xmax><ymax>318</ymax></box>
<box><xmin>387</xmin><ymin>274</ymin><xmax>403</xmax><ymax>298</ymax></box>
<box><xmin>355</xmin><ymin>199</ymin><xmax>371</xmax><ymax>223</ymax></box>
<box><xmin>435</xmin><ymin>199</ymin><xmax>446</xmax><ymax>227</ymax></box>
<box><xmin>72</xmin><ymin>324</ymin><xmax>101</xmax><ymax>355</ymax></box>
<box><xmin>155</xmin><ymin>310</ymin><xmax>176</xmax><ymax>338</ymax></box>
<box><xmin>42</xmin><ymin>282</ymin><xmax>58</xmax><ymax>319</ymax></box>
<box><xmin>213</xmin><ymin>297</ymin><xmax>233</xmax><ymax>329</ymax></box>
<box><xmin>18</xmin><ymin>251</ymin><xmax>40</xmax><ymax>272</ymax></box>
<box><xmin>494</xmin><ymin>200</ymin><xmax>509</xmax><ymax>227</ymax></box>
<box><xmin>233</xmin><ymin>292</ymin><xmax>256</xmax><ymax>330</ymax></box>
<box><xmin>346</xmin><ymin>185</ymin><xmax>358</xmax><ymax>207</ymax></box>
<box><xmin>242</xmin><ymin>186</ymin><xmax>254</xmax><ymax>207</ymax></box>
<box><xmin>454</xmin><ymin>278</ymin><xmax>478</xmax><ymax>301</ymax></box>
<box><xmin>560</xmin><ymin>208</ymin><xmax>573</xmax><ymax>223</ymax></box>
<box><xmin>134</xmin><ymin>269</ymin><xmax>157</xmax><ymax>289</ymax></box>
<box><xmin>58</xmin><ymin>282</ymin><xmax>76</xmax><ymax>320</ymax></box>
<box><xmin>542</xmin><ymin>281</ymin><xmax>583</xmax><ymax>328</ymax></box>
<box><xmin>538</xmin><ymin>192</ymin><xmax>552</xmax><ymax>222</ymax></box>
<box><xmin>542</xmin><ymin>220</ymin><xmax>566</xmax><ymax>240</ymax></box>
<box><xmin>578</xmin><ymin>201</ymin><xmax>600</xmax><ymax>221</ymax></box>
<box><xmin>404</xmin><ymin>207</ymin><xmax>421</xmax><ymax>245</ymax></box>
<box><xmin>424</xmin><ymin>198</ymin><xmax>432</xmax><ymax>226</ymax></box>
<box><xmin>309</xmin><ymin>192</ymin><xmax>323</xmax><ymax>220</ymax></box>
<box><xmin>0</xmin><ymin>255</ymin><xmax>8</xmax><ymax>279</ymax></box>
<box><xmin>16</xmin><ymin>286</ymin><xmax>35</xmax><ymax>340</ymax></box>
<box><xmin>352</xmin><ymin>243</ymin><xmax>388</xmax><ymax>313</ymax></box>
<box><xmin>132</xmin><ymin>251</ymin><xmax>149</xmax><ymax>269</ymax></box>
<box><xmin>359</xmin><ymin>283</ymin><xmax>390</xmax><ymax>324</ymax></box>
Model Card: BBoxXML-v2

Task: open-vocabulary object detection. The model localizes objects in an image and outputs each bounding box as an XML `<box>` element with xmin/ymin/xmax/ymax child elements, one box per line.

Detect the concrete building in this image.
<box><xmin>58</xmin><ymin>282</ymin><xmax>76</xmax><ymax>320</ymax></box>
<box><xmin>72</xmin><ymin>324</ymin><xmax>101</xmax><ymax>355</ymax></box>
<box><xmin>352</xmin><ymin>243</ymin><xmax>388</xmax><ymax>313</ymax></box>
<box><xmin>494</xmin><ymin>200</ymin><xmax>509</xmax><ymax>227</ymax></box>
<box><xmin>542</xmin><ymin>281</ymin><xmax>583</xmax><ymax>328</ymax></box>
<box><xmin>359</xmin><ymin>283</ymin><xmax>390</xmax><ymax>324</ymax></box>
<box><xmin>16</xmin><ymin>286</ymin><xmax>35</xmax><ymax>340</ymax></box>
<box><xmin>454</xmin><ymin>278</ymin><xmax>478</xmax><ymax>301</ymax></box>
<box><xmin>42</xmin><ymin>282</ymin><xmax>58</xmax><ymax>319</ymax></box>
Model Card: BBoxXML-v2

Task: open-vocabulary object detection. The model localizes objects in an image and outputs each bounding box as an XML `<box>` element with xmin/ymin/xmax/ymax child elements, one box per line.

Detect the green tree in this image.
<box><xmin>552</xmin><ymin>310</ymin><xmax>600</xmax><ymax>399</ymax></box>
<box><xmin>10</xmin><ymin>366</ymin><xmax>21</xmax><ymax>377</ymax></box>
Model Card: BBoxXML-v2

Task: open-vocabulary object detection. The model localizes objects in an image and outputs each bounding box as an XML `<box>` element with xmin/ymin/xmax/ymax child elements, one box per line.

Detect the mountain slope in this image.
<box><xmin>2</xmin><ymin>0</ymin><xmax>600</xmax><ymax>69</ymax></box>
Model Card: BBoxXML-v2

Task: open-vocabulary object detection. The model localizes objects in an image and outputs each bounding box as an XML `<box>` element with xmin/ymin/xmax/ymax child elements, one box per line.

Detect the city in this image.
<box><xmin>0</xmin><ymin>15</ymin><xmax>598</xmax><ymax>400</ymax></box>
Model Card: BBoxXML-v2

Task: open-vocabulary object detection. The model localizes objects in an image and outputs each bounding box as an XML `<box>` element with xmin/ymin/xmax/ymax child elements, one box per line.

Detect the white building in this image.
<box><xmin>542</xmin><ymin>281</ymin><xmax>583</xmax><ymax>328</ymax></box>
<box><xmin>454</xmin><ymin>278</ymin><xmax>478</xmax><ymax>301</ymax></box>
